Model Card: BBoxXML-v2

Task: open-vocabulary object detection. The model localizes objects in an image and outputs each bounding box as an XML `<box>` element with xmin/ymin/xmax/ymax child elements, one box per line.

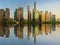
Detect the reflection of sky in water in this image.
<box><xmin>0</xmin><ymin>25</ymin><xmax>60</xmax><ymax>45</ymax></box>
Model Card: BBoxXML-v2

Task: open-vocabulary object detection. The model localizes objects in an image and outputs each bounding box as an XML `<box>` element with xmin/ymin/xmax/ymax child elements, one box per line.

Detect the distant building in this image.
<box><xmin>17</xmin><ymin>7</ymin><xmax>23</xmax><ymax>21</ymax></box>
<box><xmin>5</xmin><ymin>8</ymin><xmax>10</xmax><ymax>20</ymax></box>
<box><xmin>41</xmin><ymin>11</ymin><xmax>45</xmax><ymax>22</ymax></box>
<box><xmin>52</xmin><ymin>15</ymin><xmax>56</xmax><ymax>22</ymax></box>
<box><xmin>49</xmin><ymin>12</ymin><xmax>52</xmax><ymax>22</ymax></box>
<box><xmin>35</xmin><ymin>11</ymin><xmax>39</xmax><ymax>21</ymax></box>
<box><xmin>27</xmin><ymin>5</ymin><xmax>31</xmax><ymax>21</ymax></box>
<box><xmin>39</xmin><ymin>12</ymin><xmax>42</xmax><ymax>23</ymax></box>
<box><xmin>34</xmin><ymin>2</ymin><xmax>36</xmax><ymax>11</ymax></box>
<box><xmin>32</xmin><ymin>2</ymin><xmax>36</xmax><ymax>21</ymax></box>
<box><xmin>0</xmin><ymin>9</ymin><xmax>4</xmax><ymax>22</ymax></box>
<box><xmin>45</xmin><ymin>11</ymin><xmax>49</xmax><ymax>22</ymax></box>
<box><xmin>14</xmin><ymin>9</ymin><xmax>17</xmax><ymax>20</ymax></box>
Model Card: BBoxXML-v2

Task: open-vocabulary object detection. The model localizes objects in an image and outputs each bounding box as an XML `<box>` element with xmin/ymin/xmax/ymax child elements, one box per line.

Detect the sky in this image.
<box><xmin>0</xmin><ymin>0</ymin><xmax>60</xmax><ymax>19</ymax></box>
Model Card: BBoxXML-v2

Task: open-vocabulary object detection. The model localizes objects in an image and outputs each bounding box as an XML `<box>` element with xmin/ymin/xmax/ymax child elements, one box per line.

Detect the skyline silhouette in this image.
<box><xmin>0</xmin><ymin>0</ymin><xmax>60</xmax><ymax>19</ymax></box>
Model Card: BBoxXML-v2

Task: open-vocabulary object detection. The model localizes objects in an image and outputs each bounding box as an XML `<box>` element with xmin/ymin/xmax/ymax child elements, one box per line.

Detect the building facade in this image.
<box><xmin>17</xmin><ymin>7</ymin><xmax>23</xmax><ymax>21</ymax></box>
<box><xmin>5</xmin><ymin>8</ymin><xmax>10</xmax><ymax>20</ymax></box>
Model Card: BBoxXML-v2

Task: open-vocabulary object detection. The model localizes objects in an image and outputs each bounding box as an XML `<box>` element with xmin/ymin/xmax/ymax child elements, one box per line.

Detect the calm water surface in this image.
<box><xmin>0</xmin><ymin>24</ymin><xmax>60</xmax><ymax>45</ymax></box>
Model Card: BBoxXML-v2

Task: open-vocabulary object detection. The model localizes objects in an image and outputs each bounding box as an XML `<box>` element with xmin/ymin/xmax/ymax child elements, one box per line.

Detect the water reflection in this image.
<box><xmin>0</xmin><ymin>25</ymin><xmax>10</xmax><ymax>38</ymax></box>
<box><xmin>0</xmin><ymin>24</ymin><xmax>59</xmax><ymax>45</ymax></box>
<box><xmin>14</xmin><ymin>25</ymin><xmax>24</xmax><ymax>39</ymax></box>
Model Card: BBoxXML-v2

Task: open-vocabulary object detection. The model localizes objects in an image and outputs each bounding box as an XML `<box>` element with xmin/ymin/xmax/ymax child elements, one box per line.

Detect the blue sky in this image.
<box><xmin>0</xmin><ymin>0</ymin><xmax>60</xmax><ymax>19</ymax></box>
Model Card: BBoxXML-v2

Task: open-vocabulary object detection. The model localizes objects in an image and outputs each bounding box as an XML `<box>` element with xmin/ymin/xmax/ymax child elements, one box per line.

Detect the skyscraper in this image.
<box><xmin>14</xmin><ymin>9</ymin><xmax>17</xmax><ymax>20</ymax></box>
<box><xmin>17</xmin><ymin>7</ymin><xmax>23</xmax><ymax>21</ymax></box>
<box><xmin>34</xmin><ymin>2</ymin><xmax>36</xmax><ymax>11</ymax></box>
<box><xmin>49</xmin><ymin>12</ymin><xmax>52</xmax><ymax>22</ymax></box>
<box><xmin>5</xmin><ymin>8</ymin><xmax>10</xmax><ymax>20</ymax></box>
<box><xmin>41</xmin><ymin>11</ymin><xmax>45</xmax><ymax>22</ymax></box>
<box><xmin>35</xmin><ymin>11</ymin><xmax>39</xmax><ymax>20</ymax></box>
<box><xmin>39</xmin><ymin>12</ymin><xmax>42</xmax><ymax>23</ymax></box>
<box><xmin>27</xmin><ymin>5</ymin><xmax>31</xmax><ymax>21</ymax></box>
<box><xmin>52</xmin><ymin>15</ymin><xmax>56</xmax><ymax>22</ymax></box>
<box><xmin>0</xmin><ymin>9</ymin><xmax>4</xmax><ymax>22</ymax></box>
<box><xmin>33</xmin><ymin>2</ymin><xmax>37</xmax><ymax>21</ymax></box>
<box><xmin>45</xmin><ymin>11</ymin><xmax>49</xmax><ymax>22</ymax></box>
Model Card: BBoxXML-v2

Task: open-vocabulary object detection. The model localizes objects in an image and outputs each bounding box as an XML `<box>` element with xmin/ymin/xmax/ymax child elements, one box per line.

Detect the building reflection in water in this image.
<box><xmin>57</xmin><ymin>24</ymin><xmax>60</xmax><ymax>28</ymax></box>
<box><xmin>27</xmin><ymin>24</ymin><xmax>31</xmax><ymax>40</ymax></box>
<box><xmin>3</xmin><ymin>26</ymin><xmax>10</xmax><ymax>38</ymax></box>
<box><xmin>0</xmin><ymin>25</ymin><xmax>4</xmax><ymax>37</ymax></box>
<box><xmin>52</xmin><ymin>24</ymin><xmax>56</xmax><ymax>31</ymax></box>
<box><xmin>0</xmin><ymin>25</ymin><xmax>10</xmax><ymax>38</ymax></box>
<box><xmin>14</xmin><ymin>25</ymin><xmax>24</xmax><ymax>39</ymax></box>
<box><xmin>0</xmin><ymin>24</ymin><xmax>57</xmax><ymax>44</ymax></box>
<box><xmin>45</xmin><ymin>24</ymin><xmax>52</xmax><ymax>35</ymax></box>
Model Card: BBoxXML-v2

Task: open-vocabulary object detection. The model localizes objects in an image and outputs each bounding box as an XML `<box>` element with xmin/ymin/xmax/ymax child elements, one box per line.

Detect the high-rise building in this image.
<box><xmin>52</xmin><ymin>15</ymin><xmax>56</xmax><ymax>22</ymax></box>
<box><xmin>35</xmin><ymin>11</ymin><xmax>39</xmax><ymax>20</ymax></box>
<box><xmin>32</xmin><ymin>2</ymin><xmax>36</xmax><ymax>21</ymax></box>
<box><xmin>49</xmin><ymin>12</ymin><xmax>52</xmax><ymax>22</ymax></box>
<box><xmin>17</xmin><ymin>7</ymin><xmax>23</xmax><ymax>21</ymax></box>
<box><xmin>41</xmin><ymin>11</ymin><xmax>45</xmax><ymax>22</ymax></box>
<box><xmin>34</xmin><ymin>2</ymin><xmax>36</xmax><ymax>11</ymax></box>
<box><xmin>0</xmin><ymin>9</ymin><xmax>4</xmax><ymax>22</ymax></box>
<box><xmin>5</xmin><ymin>8</ymin><xmax>10</xmax><ymax>20</ymax></box>
<box><xmin>45</xmin><ymin>11</ymin><xmax>49</xmax><ymax>22</ymax></box>
<box><xmin>27</xmin><ymin>5</ymin><xmax>31</xmax><ymax>21</ymax></box>
<box><xmin>14</xmin><ymin>9</ymin><xmax>17</xmax><ymax>20</ymax></box>
<box><xmin>39</xmin><ymin>12</ymin><xmax>42</xmax><ymax>23</ymax></box>
<box><xmin>33</xmin><ymin>9</ymin><xmax>35</xmax><ymax>21</ymax></box>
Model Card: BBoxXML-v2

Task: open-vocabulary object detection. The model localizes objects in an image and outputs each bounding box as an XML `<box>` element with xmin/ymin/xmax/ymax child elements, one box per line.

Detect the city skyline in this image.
<box><xmin>0</xmin><ymin>0</ymin><xmax>60</xmax><ymax>19</ymax></box>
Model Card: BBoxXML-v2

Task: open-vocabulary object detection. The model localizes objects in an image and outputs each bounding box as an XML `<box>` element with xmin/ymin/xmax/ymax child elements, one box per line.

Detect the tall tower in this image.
<box><xmin>45</xmin><ymin>11</ymin><xmax>49</xmax><ymax>22</ymax></box>
<box><xmin>41</xmin><ymin>11</ymin><xmax>45</xmax><ymax>22</ymax></box>
<box><xmin>17</xmin><ymin>7</ymin><xmax>23</xmax><ymax>21</ymax></box>
<box><xmin>33</xmin><ymin>2</ymin><xmax>36</xmax><ymax>21</ymax></box>
<box><xmin>27</xmin><ymin>5</ymin><xmax>31</xmax><ymax>21</ymax></box>
<box><xmin>0</xmin><ymin>9</ymin><xmax>4</xmax><ymax>22</ymax></box>
<box><xmin>5</xmin><ymin>8</ymin><xmax>10</xmax><ymax>20</ymax></box>
<box><xmin>34</xmin><ymin>2</ymin><xmax>36</xmax><ymax>10</ymax></box>
<box><xmin>49</xmin><ymin>12</ymin><xmax>52</xmax><ymax>22</ymax></box>
<box><xmin>14</xmin><ymin>9</ymin><xmax>17</xmax><ymax>20</ymax></box>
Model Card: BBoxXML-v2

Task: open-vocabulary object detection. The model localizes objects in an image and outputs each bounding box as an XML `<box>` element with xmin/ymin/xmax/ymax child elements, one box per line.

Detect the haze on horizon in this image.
<box><xmin>0</xmin><ymin>0</ymin><xmax>60</xmax><ymax>19</ymax></box>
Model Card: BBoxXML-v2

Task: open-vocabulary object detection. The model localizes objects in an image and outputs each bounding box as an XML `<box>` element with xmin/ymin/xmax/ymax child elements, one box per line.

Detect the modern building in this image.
<box><xmin>17</xmin><ymin>7</ymin><xmax>23</xmax><ymax>21</ymax></box>
<box><xmin>49</xmin><ymin>12</ymin><xmax>52</xmax><ymax>22</ymax></box>
<box><xmin>45</xmin><ymin>11</ymin><xmax>49</xmax><ymax>22</ymax></box>
<box><xmin>14</xmin><ymin>9</ymin><xmax>17</xmax><ymax>20</ymax></box>
<box><xmin>39</xmin><ymin>12</ymin><xmax>42</xmax><ymax>23</ymax></box>
<box><xmin>32</xmin><ymin>2</ymin><xmax>36</xmax><ymax>21</ymax></box>
<box><xmin>52</xmin><ymin>15</ymin><xmax>56</xmax><ymax>22</ymax></box>
<box><xmin>35</xmin><ymin>11</ymin><xmax>39</xmax><ymax>21</ymax></box>
<box><xmin>5</xmin><ymin>8</ymin><xmax>10</xmax><ymax>20</ymax></box>
<box><xmin>34</xmin><ymin>2</ymin><xmax>36</xmax><ymax>11</ymax></box>
<box><xmin>41</xmin><ymin>11</ymin><xmax>45</xmax><ymax>22</ymax></box>
<box><xmin>27</xmin><ymin>5</ymin><xmax>31</xmax><ymax>21</ymax></box>
<box><xmin>0</xmin><ymin>9</ymin><xmax>4</xmax><ymax>22</ymax></box>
